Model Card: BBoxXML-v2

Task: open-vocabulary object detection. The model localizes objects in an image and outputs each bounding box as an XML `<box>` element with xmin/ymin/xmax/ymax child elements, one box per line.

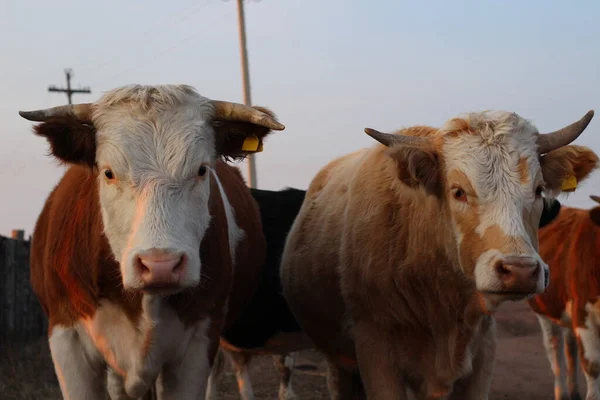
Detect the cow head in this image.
<box><xmin>365</xmin><ymin>110</ymin><xmax>598</xmax><ymax>306</ymax></box>
<box><xmin>20</xmin><ymin>84</ymin><xmax>284</xmax><ymax>294</ymax></box>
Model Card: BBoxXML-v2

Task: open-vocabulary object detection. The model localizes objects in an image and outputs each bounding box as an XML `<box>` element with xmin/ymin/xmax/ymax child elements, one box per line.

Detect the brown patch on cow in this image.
<box><xmin>33</xmin><ymin>117</ymin><xmax>97</xmax><ymax>168</ymax></box>
<box><xmin>441</xmin><ymin>118</ymin><xmax>476</xmax><ymax>138</ymax></box>
<box><xmin>528</xmin><ymin>205</ymin><xmax>600</xmax><ymax>330</ymax></box>
<box><xmin>447</xmin><ymin>169</ymin><xmax>530</xmax><ymax>277</ymax></box>
<box><xmin>540</xmin><ymin>145</ymin><xmax>599</xmax><ymax>194</ymax></box>
<box><xmin>518</xmin><ymin>156</ymin><xmax>529</xmax><ymax>185</ymax></box>
<box><xmin>213</xmin><ymin>106</ymin><xmax>279</xmax><ymax>161</ymax></box>
<box><xmin>447</xmin><ymin>169</ymin><xmax>476</xmax><ymax>198</ymax></box>
<box><xmin>393</xmin><ymin>125</ymin><xmax>440</xmax><ymax>138</ymax></box>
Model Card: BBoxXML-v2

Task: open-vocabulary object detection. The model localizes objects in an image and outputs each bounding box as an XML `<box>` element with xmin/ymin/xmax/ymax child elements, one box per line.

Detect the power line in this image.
<box><xmin>98</xmin><ymin>7</ymin><xmax>234</xmax><ymax>85</ymax></box>
<box><xmin>236</xmin><ymin>0</ymin><xmax>257</xmax><ymax>188</ymax></box>
<box><xmin>48</xmin><ymin>68</ymin><xmax>91</xmax><ymax>105</ymax></box>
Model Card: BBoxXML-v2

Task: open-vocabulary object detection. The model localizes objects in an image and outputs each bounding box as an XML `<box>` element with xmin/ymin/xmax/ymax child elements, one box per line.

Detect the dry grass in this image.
<box><xmin>0</xmin><ymin>337</ymin><xmax>328</xmax><ymax>400</ymax></box>
<box><xmin>0</xmin><ymin>302</ymin><xmax>567</xmax><ymax>400</ymax></box>
<box><xmin>0</xmin><ymin>338</ymin><xmax>62</xmax><ymax>400</ymax></box>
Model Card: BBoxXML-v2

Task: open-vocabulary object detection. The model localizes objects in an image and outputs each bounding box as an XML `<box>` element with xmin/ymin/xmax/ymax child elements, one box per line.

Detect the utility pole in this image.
<box><xmin>236</xmin><ymin>0</ymin><xmax>257</xmax><ymax>188</ymax></box>
<box><xmin>48</xmin><ymin>68</ymin><xmax>91</xmax><ymax>105</ymax></box>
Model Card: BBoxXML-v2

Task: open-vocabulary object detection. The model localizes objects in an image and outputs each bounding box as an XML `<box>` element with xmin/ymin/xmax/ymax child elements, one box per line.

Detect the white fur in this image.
<box><xmin>92</xmin><ymin>84</ymin><xmax>220</xmax><ymax>290</ymax></box>
<box><xmin>213</xmin><ymin>172</ymin><xmax>244</xmax><ymax>262</ymax></box>
<box><xmin>48</xmin><ymin>325</ymin><xmax>107</xmax><ymax>399</ymax></box>
<box><xmin>276</xmin><ymin>354</ymin><xmax>297</xmax><ymax>400</ymax></box>
<box><xmin>155</xmin><ymin>318</ymin><xmax>212</xmax><ymax>400</ymax></box>
<box><xmin>575</xmin><ymin>303</ymin><xmax>600</xmax><ymax>399</ymax></box>
<box><xmin>235</xmin><ymin>366</ymin><xmax>255</xmax><ymax>400</ymax></box>
<box><xmin>49</xmin><ymin>297</ymin><xmax>213</xmax><ymax>400</ymax></box>
<box><xmin>441</xmin><ymin>111</ymin><xmax>548</xmax><ymax>294</ymax></box>
<box><xmin>537</xmin><ymin>315</ymin><xmax>570</xmax><ymax>400</ymax></box>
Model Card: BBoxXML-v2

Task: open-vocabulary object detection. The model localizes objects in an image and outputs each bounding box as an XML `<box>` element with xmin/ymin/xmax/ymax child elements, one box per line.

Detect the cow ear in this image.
<box><xmin>33</xmin><ymin>116</ymin><xmax>96</xmax><ymax>168</ymax></box>
<box><xmin>540</xmin><ymin>145</ymin><xmax>599</xmax><ymax>196</ymax></box>
<box><xmin>212</xmin><ymin>106</ymin><xmax>278</xmax><ymax>161</ymax></box>
<box><xmin>388</xmin><ymin>145</ymin><xmax>443</xmax><ymax>198</ymax></box>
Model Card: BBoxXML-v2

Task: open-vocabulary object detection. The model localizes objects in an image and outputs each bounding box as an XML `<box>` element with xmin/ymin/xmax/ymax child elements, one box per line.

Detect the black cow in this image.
<box><xmin>540</xmin><ymin>197</ymin><xmax>562</xmax><ymax>228</ymax></box>
<box><xmin>206</xmin><ymin>187</ymin><xmax>314</xmax><ymax>400</ymax></box>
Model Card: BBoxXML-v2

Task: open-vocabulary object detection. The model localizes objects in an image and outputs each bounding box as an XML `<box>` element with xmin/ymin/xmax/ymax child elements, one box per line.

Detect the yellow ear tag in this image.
<box><xmin>242</xmin><ymin>136</ymin><xmax>260</xmax><ymax>152</ymax></box>
<box><xmin>256</xmin><ymin>141</ymin><xmax>263</xmax><ymax>153</ymax></box>
<box><xmin>561</xmin><ymin>175</ymin><xmax>578</xmax><ymax>192</ymax></box>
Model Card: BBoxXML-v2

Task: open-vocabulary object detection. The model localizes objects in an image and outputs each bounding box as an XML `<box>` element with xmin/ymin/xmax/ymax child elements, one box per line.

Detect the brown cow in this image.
<box><xmin>280</xmin><ymin>109</ymin><xmax>598</xmax><ymax>399</ymax></box>
<box><xmin>529</xmin><ymin>196</ymin><xmax>600</xmax><ymax>400</ymax></box>
<box><xmin>19</xmin><ymin>84</ymin><xmax>284</xmax><ymax>400</ymax></box>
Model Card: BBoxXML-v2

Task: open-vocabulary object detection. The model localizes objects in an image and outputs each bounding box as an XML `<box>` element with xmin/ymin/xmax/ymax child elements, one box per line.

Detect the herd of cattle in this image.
<box><xmin>15</xmin><ymin>83</ymin><xmax>600</xmax><ymax>400</ymax></box>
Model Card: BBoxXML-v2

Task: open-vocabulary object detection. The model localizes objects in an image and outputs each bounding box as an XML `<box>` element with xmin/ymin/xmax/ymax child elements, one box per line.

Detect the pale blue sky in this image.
<box><xmin>1</xmin><ymin>0</ymin><xmax>599</xmax><ymax>236</ymax></box>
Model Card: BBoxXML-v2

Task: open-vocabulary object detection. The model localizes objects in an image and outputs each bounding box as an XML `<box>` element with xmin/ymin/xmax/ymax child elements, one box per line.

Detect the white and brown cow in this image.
<box><xmin>529</xmin><ymin>196</ymin><xmax>600</xmax><ymax>400</ymax></box>
<box><xmin>19</xmin><ymin>84</ymin><xmax>284</xmax><ymax>400</ymax></box>
<box><xmin>280</xmin><ymin>110</ymin><xmax>599</xmax><ymax>399</ymax></box>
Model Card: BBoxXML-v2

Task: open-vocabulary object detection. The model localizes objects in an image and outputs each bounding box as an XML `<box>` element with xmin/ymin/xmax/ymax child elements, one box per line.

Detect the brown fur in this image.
<box><xmin>281</xmin><ymin>144</ymin><xmax>488</xmax><ymax>399</ymax></box>
<box><xmin>281</xmin><ymin>119</ymin><xmax>599</xmax><ymax>399</ymax></box>
<box><xmin>528</xmin><ymin>204</ymin><xmax>600</xmax><ymax>378</ymax></box>
<box><xmin>34</xmin><ymin>116</ymin><xmax>97</xmax><ymax>168</ymax></box>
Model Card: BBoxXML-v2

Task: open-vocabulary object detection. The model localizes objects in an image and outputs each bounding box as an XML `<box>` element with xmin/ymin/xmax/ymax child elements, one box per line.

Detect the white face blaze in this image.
<box><xmin>441</xmin><ymin>111</ymin><xmax>549</xmax><ymax>296</ymax></box>
<box><xmin>92</xmin><ymin>85</ymin><xmax>219</xmax><ymax>291</ymax></box>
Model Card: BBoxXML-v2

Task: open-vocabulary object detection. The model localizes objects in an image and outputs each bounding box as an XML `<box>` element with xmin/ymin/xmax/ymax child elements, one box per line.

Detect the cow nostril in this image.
<box><xmin>495</xmin><ymin>261</ymin><xmax>511</xmax><ymax>277</ymax></box>
<box><xmin>136</xmin><ymin>256</ymin><xmax>150</xmax><ymax>274</ymax></box>
<box><xmin>531</xmin><ymin>264</ymin><xmax>541</xmax><ymax>280</ymax></box>
<box><xmin>172</xmin><ymin>255</ymin><xmax>185</xmax><ymax>274</ymax></box>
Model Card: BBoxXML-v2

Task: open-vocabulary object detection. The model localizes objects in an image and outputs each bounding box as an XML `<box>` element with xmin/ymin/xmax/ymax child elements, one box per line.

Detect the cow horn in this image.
<box><xmin>18</xmin><ymin>103</ymin><xmax>93</xmax><ymax>123</ymax></box>
<box><xmin>211</xmin><ymin>101</ymin><xmax>285</xmax><ymax>130</ymax></box>
<box><xmin>536</xmin><ymin>110</ymin><xmax>594</xmax><ymax>154</ymax></box>
<box><xmin>364</xmin><ymin>128</ymin><xmax>429</xmax><ymax>147</ymax></box>
<box><xmin>590</xmin><ymin>195</ymin><xmax>600</xmax><ymax>205</ymax></box>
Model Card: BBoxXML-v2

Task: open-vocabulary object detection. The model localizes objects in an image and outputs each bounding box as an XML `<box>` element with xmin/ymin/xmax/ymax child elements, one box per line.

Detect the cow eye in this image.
<box><xmin>104</xmin><ymin>169</ymin><xmax>115</xmax><ymax>180</ymax></box>
<box><xmin>453</xmin><ymin>188</ymin><xmax>468</xmax><ymax>203</ymax></box>
<box><xmin>198</xmin><ymin>165</ymin><xmax>207</xmax><ymax>177</ymax></box>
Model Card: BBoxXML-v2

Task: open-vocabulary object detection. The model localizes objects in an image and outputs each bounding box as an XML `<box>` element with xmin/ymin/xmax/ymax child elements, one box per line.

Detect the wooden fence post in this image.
<box><xmin>1</xmin><ymin>230</ymin><xmax>48</xmax><ymax>344</ymax></box>
<box><xmin>11</xmin><ymin>229</ymin><xmax>24</xmax><ymax>241</ymax></box>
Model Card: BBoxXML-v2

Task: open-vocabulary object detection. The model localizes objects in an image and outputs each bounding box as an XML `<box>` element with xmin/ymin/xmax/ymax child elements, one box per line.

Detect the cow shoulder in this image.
<box><xmin>31</xmin><ymin>166</ymin><xmax>115</xmax><ymax>329</ymax></box>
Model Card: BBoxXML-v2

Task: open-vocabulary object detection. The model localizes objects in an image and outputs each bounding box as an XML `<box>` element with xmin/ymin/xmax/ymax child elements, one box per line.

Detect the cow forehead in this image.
<box><xmin>441</xmin><ymin>111</ymin><xmax>542</xmax><ymax>201</ymax></box>
<box><xmin>93</xmin><ymin>85</ymin><xmax>216</xmax><ymax>180</ymax></box>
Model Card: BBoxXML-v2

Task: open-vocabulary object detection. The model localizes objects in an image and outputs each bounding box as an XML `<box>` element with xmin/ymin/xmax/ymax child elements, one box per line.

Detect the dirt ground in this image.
<box><xmin>0</xmin><ymin>300</ymin><xmax>584</xmax><ymax>399</ymax></box>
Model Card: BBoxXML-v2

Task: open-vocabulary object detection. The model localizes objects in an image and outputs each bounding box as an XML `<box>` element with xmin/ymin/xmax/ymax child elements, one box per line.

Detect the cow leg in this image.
<box><xmin>449</xmin><ymin>316</ymin><xmax>496</xmax><ymax>400</ymax></box>
<box><xmin>325</xmin><ymin>358</ymin><xmax>366</xmax><ymax>400</ymax></box>
<box><xmin>575</xmin><ymin>318</ymin><xmax>600</xmax><ymax>400</ymax></box>
<box><xmin>227</xmin><ymin>350</ymin><xmax>255</xmax><ymax>400</ymax></box>
<box><xmin>205</xmin><ymin>348</ymin><xmax>226</xmax><ymax>400</ymax></box>
<box><xmin>537</xmin><ymin>315</ymin><xmax>570</xmax><ymax>400</ymax></box>
<box><xmin>155</xmin><ymin>319</ymin><xmax>213</xmax><ymax>400</ymax></box>
<box><xmin>565</xmin><ymin>329</ymin><xmax>583</xmax><ymax>400</ymax></box>
<box><xmin>273</xmin><ymin>354</ymin><xmax>297</xmax><ymax>400</ymax></box>
<box><xmin>107</xmin><ymin>368</ymin><xmax>128</xmax><ymax>400</ymax></box>
<box><xmin>353</xmin><ymin>322</ymin><xmax>408</xmax><ymax>400</ymax></box>
<box><xmin>49</xmin><ymin>325</ymin><xmax>107</xmax><ymax>400</ymax></box>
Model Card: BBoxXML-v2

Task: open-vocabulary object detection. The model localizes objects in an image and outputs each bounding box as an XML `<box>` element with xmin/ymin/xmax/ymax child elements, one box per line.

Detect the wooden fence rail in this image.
<box><xmin>0</xmin><ymin>231</ymin><xmax>47</xmax><ymax>347</ymax></box>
